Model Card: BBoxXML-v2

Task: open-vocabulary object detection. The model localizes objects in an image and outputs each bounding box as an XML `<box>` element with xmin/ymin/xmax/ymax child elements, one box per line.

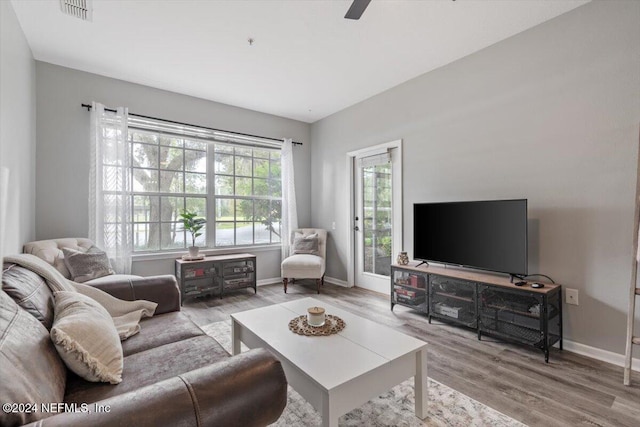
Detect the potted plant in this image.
<box><xmin>179</xmin><ymin>209</ymin><xmax>206</xmax><ymax>258</ymax></box>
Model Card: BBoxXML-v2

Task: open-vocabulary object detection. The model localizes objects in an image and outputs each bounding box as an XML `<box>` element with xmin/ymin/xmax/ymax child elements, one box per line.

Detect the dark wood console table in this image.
<box><xmin>175</xmin><ymin>253</ymin><xmax>257</xmax><ymax>304</ymax></box>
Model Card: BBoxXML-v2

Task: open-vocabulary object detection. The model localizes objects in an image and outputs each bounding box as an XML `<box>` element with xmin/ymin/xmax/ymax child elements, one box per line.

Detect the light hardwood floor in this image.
<box><xmin>182</xmin><ymin>281</ymin><xmax>640</xmax><ymax>427</ymax></box>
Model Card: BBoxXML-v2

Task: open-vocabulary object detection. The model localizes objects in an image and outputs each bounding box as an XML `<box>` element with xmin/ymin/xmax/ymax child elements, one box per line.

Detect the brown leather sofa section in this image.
<box><xmin>2</xmin><ymin>263</ymin><xmax>287</xmax><ymax>427</ymax></box>
<box><xmin>0</xmin><ymin>291</ymin><xmax>67</xmax><ymax>427</ymax></box>
<box><xmin>88</xmin><ymin>275</ymin><xmax>181</xmax><ymax>315</ymax></box>
<box><xmin>65</xmin><ymin>335</ymin><xmax>230</xmax><ymax>404</ymax></box>
<box><xmin>2</xmin><ymin>263</ymin><xmax>56</xmax><ymax>329</ymax></box>
<box><xmin>119</xmin><ymin>311</ymin><xmax>205</xmax><ymax>357</ymax></box>
<box><xmin>22</xmin><ymin>349</ymin><xmax>286</xmax><ymax>427</ymax></box>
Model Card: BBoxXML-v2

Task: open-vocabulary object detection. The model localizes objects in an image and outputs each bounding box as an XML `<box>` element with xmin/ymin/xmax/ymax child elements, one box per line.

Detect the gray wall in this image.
<box><xmin>0</xmin><ymin>1</ymin><xmax>36</xmax><ymax>254</ymax></box>
<box><xmin>311</xmin><ymin>1</ymin><xmax>640</xmax><ymax>354</ymax></box>
<box><xmin>35</xmin><ymin>62</ymin><xmax>311</xmax><ymax>279</ymax></box>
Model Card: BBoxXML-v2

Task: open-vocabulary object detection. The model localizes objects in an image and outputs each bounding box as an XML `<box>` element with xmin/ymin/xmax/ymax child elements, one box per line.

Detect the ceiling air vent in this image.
<box><xmin>59</xmin><ymin>0</ymin><xmax>93</xmax><ymax>21</ymax></box>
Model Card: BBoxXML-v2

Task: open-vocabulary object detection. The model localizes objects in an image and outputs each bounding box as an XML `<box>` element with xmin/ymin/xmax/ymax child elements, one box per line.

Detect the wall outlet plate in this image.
<box><xmin>565</xmin><ymin>288</ymin><xmax>579</xmax><ymax>305</ymax></box>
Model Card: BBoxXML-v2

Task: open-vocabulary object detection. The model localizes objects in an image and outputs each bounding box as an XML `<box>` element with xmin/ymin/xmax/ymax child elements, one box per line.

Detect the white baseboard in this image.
<box><xmin>257</xmin><ymin>277</ymin><xmax>281</xmax><ymax>286</ymax></box>
<box><xmin>258</xmin><ymin>277</ymin><xmax>352</xmax><ymax>287</ymax></box>
<box><xmin>562</xmin><ymin>339</ymin><xmax>640</xmax><ymax>372</ymax></box>
<box><xmin>324</xmin><ymin>276</ymin><xmax>350</xmax><ymax>287</ymax></box>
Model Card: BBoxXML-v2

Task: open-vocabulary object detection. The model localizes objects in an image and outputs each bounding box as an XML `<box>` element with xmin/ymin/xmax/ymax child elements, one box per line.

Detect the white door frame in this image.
<box><xmin>346</xmin><ymin>139</ymin><xmax>403</xmax><ymax>289</ymax></box>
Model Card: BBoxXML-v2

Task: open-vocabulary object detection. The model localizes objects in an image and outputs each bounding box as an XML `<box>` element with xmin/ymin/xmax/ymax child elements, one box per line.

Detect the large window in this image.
<box><xmin>129</xmin><ymin>120</ymin><xmax>282</xmax><ymax>252</ymax></box>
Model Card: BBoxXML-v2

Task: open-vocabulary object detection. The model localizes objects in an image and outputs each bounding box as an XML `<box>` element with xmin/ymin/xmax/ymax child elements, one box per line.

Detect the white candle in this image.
<box><xmin>307</xmin><ymin>306</ymin><xmax>326</xmax><ymax>327</ymax></box>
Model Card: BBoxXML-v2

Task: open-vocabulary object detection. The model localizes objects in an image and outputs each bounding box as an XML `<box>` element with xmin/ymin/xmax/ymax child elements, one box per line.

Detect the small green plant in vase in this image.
<box><xmin>179</xmin><ymin>210</ymin><xmax>206</xmax><ymax>258</ymax></box>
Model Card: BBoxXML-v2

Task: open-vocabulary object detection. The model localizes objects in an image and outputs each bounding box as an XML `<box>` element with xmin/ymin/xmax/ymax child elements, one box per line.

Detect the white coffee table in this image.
<box><xmin>231</xmin><ymin>297</ymin><xmax>428</xmax><ymax>427</ymax></box>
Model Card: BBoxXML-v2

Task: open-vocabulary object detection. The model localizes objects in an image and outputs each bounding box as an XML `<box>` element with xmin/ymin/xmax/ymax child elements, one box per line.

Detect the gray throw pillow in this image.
<box><xmin>292</xmin><ymin>235</ymin><xmax>319</xmax><ymax>255</ymax></box>
<box><xmin>62</xmin><ymin>246</ymin><xmax>114</xmax><ymax>283</ymax></box>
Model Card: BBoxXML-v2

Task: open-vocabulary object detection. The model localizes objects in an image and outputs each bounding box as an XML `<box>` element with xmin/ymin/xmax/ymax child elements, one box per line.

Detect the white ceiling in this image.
<box><xmin>12</xmin><ymin>0</ymin><xmax>589</xmax><ymax>123</ymax></box>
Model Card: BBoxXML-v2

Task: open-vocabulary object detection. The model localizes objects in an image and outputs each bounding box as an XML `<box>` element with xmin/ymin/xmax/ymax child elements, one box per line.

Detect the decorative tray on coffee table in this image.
<box><xmin>288</xmin><ymin>314</ymin><xmax>345</xmax><ymax>336</ymax></box>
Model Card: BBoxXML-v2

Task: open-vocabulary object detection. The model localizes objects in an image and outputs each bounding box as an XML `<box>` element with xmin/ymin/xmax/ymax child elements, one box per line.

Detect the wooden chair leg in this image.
<box><xmin>316</xmin><ymin>278</ymin><xmax>321</xmax><ymax>294</ymax></box>
<box><xmin>283</xmin><ymin>278</ymin><xmax>288</xmax><ymax>293</ymax></box>
<box><xmin>321</xmin><ymin>275</ymin><xmax>325</xmax><ymax>286</ymax></box>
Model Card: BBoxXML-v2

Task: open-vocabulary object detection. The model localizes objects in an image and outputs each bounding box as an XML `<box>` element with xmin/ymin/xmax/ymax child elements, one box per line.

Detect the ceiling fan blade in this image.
<box><xmin>344</xmin><ymin>0</ymin><xmax>372</xmax><ymax>20</ymax></box>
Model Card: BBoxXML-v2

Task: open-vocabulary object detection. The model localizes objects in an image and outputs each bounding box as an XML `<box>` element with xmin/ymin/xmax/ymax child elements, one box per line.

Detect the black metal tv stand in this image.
<box><xmin>390</xmin><ymin>262</ymin><xmax>563</xmax><ymax>363</ymax></box>
<box><xmin>415</xmin><ymin>261</ymin><xmax>429</xmax><ymax>268</ymax></box>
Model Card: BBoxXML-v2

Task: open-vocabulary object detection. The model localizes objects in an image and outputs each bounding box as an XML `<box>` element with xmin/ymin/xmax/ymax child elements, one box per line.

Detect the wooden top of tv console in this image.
<box><xmin>392</xmin><ymin>262</ymin><xmax>561</xmax><ymax>294</ymax></box>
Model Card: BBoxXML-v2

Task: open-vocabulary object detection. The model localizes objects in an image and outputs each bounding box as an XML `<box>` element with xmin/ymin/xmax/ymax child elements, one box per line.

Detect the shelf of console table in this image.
<box><xmin>391</xmin><ymin>262</ymin><xmax>562</xmax><ymax>362</ymax></box>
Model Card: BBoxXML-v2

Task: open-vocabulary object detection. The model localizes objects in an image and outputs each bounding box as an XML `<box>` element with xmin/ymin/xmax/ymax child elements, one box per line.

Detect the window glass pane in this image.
<box><xmin>254</xmin><ymin>199</ymin><xmax>277</xmax><ymax>244</ymax></box>
<box><xmin>160</xmin><ymin>222</ymin><xmax>185</xmax><ymax>250</ymax></box>
<box><xmin>159</xmin><ymin>135</ymin><xmax>183</xmax><ymax>147</ymax></box>
<box><xmin>214</xmin><ymin>175</ymin><xmax>233</xmax><ymax>195</ymax></box>
<box><xmin>270</xmin><ymin>151</ymin><xmax>281</xmax><ymax>161</ymax></box>
<box><xmin>235</xmin><ymin>156</ymin><xmax>252</xmax><ymax>177</ymax></box>
<box><xmin>271</xmin><ymin>199</ymin><xmax>282</xmax><ymax>217</ymax></box>
<box><xmin>184</xmin><ymin>150</ymin><xmax>206</xmax><ymax>173</ymax></box>
<box><xmin>253</xmin><ymin>159</ymin><xmax>269</xmax><ymax>178</ymax></box>
<box><xmin>271</xmin><ymin>222</ymin><xmax>281</xmax><ymax>243</ymax></box>
<box><xmin>160</xmin><ymin>171</ymin><xmax>184</xmax><ymax>193</ymax></box>
<box><xmin>132</xmin><ymin>143</ymin><xmax>159</xmax><ymax>169</ymax></box>
<box><xmin>236</xmin><ymin>199</ymin><xmax>253</xmax><ymax>222</ymax></box>
<box><xmin>215</xmin><ymin>222</ymin><xmax>235</xmax><ymax>246</ymax></box>
<box><xmin>134</xmin><ymin>223</ymin><xmax>159</xmax><ymax>251</ymax></box>
<box><xmin>255</xmin><ymin>222</ymin><xmax>270</xmax><ymax>244</ymax></box>
<box><xmin>160</xmin><ymin>147</ymin><xmax>183</xmax><ymax>170</ymax></box>
<box><xmin>185</xmin><ymin>173</ymin><xmax>206</xmax><ymax>194</ymax></box>
<box><xmin>132</xmin><ymin>132</ymin><xmax>158</xmax><ymax>144</ymax></box>
<box><xmin>215</xmin><ymin>198</ymin><xmax>234</xmax><ymax>221</ymax></box>
<box><xmin>184</xmin><ymin>139</ymin><xmax>207</xmax><ymax>150</ymax></box>
<box><xmin>235</xmin><ymin>147</ymin><xmax>252</xmax><ymax>157</ymax></box>
<box><xmin>268</xmin><ymin>200</ymin><xmax>282</xmax><ymax>243</ymax></box>
<box><xmin>133</xmin><ymin>168</ymin><xmax>159</xmax><ymax>193</ymax></box>
<box><xmin>236</xmin><ymin>222</ymin><xmax>253</xmax><ymax>245</ymax></box>
<box><xmin>214</xmin><ymin>153</ymin><xmax>233</xmax><ymax>174</ymax></box>
<box><xmin>161</xmin><ymin>196</ymin><xmax>183</xmax><ymax>222</ymax></box>
<box><xmin>133</xmin><ymin>195</ymin><xmax>159</xmax><ymax>223</ymax></box>
<box><xmin>269</xmin><ymin>179</ymin><xmax>282</xmax><ymax>197</ymax></box>
<box><xmin>270</xmin><ymin>160</ymin><xmax>281</xmax><ymax>179</ymax></box>
<box><xmin>253</xmin><ymin>178</ymin><xmax>269</xmax><ymax>196</ymax></box>
<box><xmin>254</xmin><ymin>199</ymin><xmax>269</xmax><ymax>221</ymax></box>
<box><xmin>235</xmin><ymin>177</ymin><xmax>252</xmax><ymax>196</ymax></box>
<box><xmin>193</xmin><ymin>224</ymin><xmax>206</xmax><ymax>247</ymax></box>
<box><xmin>253</xmin><ymin>149</ymin><xmax>270</xmax><ymax>159</ymax></box>
<box><xmin>214</xmin><ymin>144</ymin><xmax>233</xmax><ymax>154</ymax></box>
<box><xmin>185</xmin><ymin>197</ymin><xmax>206</xmax><ymax>217</ymax></box>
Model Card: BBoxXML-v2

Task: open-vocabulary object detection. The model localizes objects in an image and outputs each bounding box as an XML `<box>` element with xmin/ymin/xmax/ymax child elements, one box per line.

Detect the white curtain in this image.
<box><xmin>89</xmin><ymin>102</ymin><xmax>132</xmax><ymax>274</ymax></box>
<box><xmin>281</xmin><ymin>138</ymin><xmax>298</xmax><ymax>260</ymax></box>
<box><xmin>0</xmin><ymin>167</ymin><xmax>9</xmax><ymax>263</ymax></box>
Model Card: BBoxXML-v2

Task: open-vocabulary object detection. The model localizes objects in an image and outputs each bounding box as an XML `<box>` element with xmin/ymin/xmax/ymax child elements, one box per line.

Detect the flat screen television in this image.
<box><xmin>413</xmin><ymin>199</ymin><xmax>528</xmax><ymax>276</ymax></box>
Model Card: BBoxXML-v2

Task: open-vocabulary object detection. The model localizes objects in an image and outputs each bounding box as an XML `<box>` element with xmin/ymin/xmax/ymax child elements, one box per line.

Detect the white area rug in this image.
<box><xmin>202</xmin><ymin>320</ymin><xmax>526</xmax><ymax>427</ymax></box>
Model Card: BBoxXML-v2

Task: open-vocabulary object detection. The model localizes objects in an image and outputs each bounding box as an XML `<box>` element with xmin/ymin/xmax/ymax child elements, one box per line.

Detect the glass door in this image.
<box><xmin>354</xmin><ymin>146</ymin><xmax>401</xmax><ymax>293</ymax></box>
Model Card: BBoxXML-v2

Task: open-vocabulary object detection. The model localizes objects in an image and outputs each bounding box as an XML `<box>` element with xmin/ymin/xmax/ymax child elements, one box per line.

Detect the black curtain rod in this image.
<box><xmin>80</xmin><ymin>103</ymin><xmax>303</xmax><ymax>146</ymax></box>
